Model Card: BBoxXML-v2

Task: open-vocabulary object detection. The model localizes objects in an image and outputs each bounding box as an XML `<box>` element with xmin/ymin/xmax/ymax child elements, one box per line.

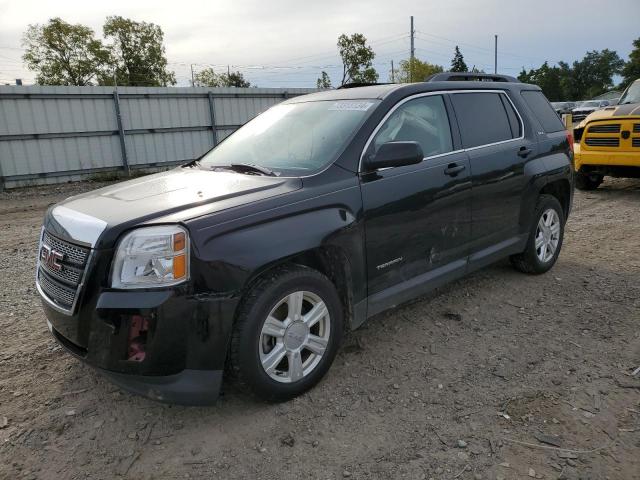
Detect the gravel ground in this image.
<box><xmin>0</xmin><ymin>178</ymin><xmax>639</xmax><ymax>480</ymax></box>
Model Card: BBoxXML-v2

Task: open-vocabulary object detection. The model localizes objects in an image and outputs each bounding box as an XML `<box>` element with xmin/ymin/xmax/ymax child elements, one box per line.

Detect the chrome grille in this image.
<box><xmin>37</xmin><ymin>230</ymin><xmax>91</xmax><ymax>313</ymax></box>
<box><xmin>585</xmin><ymin>137</ymin><xmax>620</xmax><ymax>147</ymax></box>
<box><xmin>42</xmin><ymin>231</ymin><xmax>89</xmax><ymax>265</ymax></box>
<box><xmin>587</xmin><ymin>124</ymin><xmax>620</xmax><ymax>134</ymax></box>
<box><xmin>633</xmin><ymin>138</ymin><xmax>640</xmax><ymax>147</ymax></box>
<box><xmin>37</xmin><ymin>270</ymin><xmax>76</xmax><ymax>308</ymax></box>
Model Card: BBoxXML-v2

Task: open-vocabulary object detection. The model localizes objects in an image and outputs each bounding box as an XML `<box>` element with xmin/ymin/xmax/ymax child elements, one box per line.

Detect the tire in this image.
<box><xmin>510</xmin><ymin>194</ymin><xmax>565</xmax><ymax>275</ymax></box>
<box><xmin>575</xmin><ymin>171</ymin><xmax>603</xmax><ymax>191</ymax></box>
<box><xmin>228</xmin><ymin>265</ymin><xmax>344</xmax><ymax>402</ymax></box>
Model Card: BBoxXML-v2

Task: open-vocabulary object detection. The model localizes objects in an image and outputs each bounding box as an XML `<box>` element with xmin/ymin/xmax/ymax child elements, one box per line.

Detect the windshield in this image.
<box><xmin>581</xmin><ymin>101</ymin><xmax>600</xmax><ymax>108</ymax></box>
<box><xmin>199</xmin><ymin>99</ymin><xmax>379</xmax><ymax>175</ymax></box>
<box><xmin>618</xmin><ymin>80</ymin><xmax>640</xmax><ymax>105</ymax></box>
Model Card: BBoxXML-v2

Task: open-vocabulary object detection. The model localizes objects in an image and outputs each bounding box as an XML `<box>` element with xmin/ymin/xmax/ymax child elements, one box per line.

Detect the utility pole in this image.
<box><xmin>190</xmin><ymin>64</ymin><xmax>195</xmax><ymax>87</ymax></box>
<box><xmin>391</xmin><ymin>60</ymin><xmax>395</xmax><ymax>83</ymax></box>
<box><xmin>494</xmin><ymin>35</ymin><xmax>498</xmax><ymax>74</ymax></box>
<box><xmin>410</xmin><ymin>16</ymin><xmax>415</xmax><ymax>82</ymax></box>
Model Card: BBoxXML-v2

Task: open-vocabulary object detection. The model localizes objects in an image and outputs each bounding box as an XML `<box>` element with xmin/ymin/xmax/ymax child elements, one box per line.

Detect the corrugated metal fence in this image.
<box><xmin>0</xmin><ymin>85</ymin><xmax>317</xmax><ymax>190</ymax></box>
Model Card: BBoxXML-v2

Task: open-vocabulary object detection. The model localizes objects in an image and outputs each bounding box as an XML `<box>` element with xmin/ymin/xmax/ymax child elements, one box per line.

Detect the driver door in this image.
<box><xmin>360</xmin><ymin>94</ymin><xmax>472</xmax><ymax>312</ymax></box>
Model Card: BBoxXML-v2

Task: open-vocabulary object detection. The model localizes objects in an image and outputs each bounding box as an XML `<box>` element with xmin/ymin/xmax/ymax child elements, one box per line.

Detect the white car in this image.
<box><xmin>571</xmin><ymin>100</ymin><xmax>611</xmax><ymax>122</ymax></box>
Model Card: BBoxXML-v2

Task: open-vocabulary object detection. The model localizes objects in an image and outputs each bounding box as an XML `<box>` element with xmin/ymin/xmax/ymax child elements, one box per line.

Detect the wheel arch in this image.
<box><xmin>539</xmin><ymin>178</ymin><xmax>571</xmax><ymax>220</ymax></box>
<box><xmin>238</xmin><ymin>246</ymin><xmax>355</xmax><ymax>332</ymax></box>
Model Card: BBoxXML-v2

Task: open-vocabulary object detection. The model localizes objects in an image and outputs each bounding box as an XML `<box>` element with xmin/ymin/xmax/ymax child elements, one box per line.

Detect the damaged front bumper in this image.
<box><xmin>42</xmin><ymin>280</ymin><xmax>238</xmax><ymax>406</ymax></box>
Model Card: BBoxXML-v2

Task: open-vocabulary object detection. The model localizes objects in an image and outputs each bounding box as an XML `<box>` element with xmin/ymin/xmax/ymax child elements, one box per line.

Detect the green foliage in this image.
<box><xmin>519</xmin><ymin>49</ymin><xmax>624</xmax><ymax>101</ymax></box>
<box><xmin>621</xmin><ymin>37</ymin><xmax>640</xmax><ymax>87</ymax></box>
<box><xmin>518</xmin><ymin>62</ymin><xmax>564</xmax><ymax>101</ymax></box>
<box><xmin>450</xmin><ymin>46</ymin><xmax>468</xmax><ymax>72</ymax></box>
<box><xmin>316</xmin><ymin>71</ymin><xmax>332</xmax><ymax>89</ymax></box>
<box><xmin>102</xmin><ymin>16</ymin><xmax>175</xmax><ymax>86</ymax></box>
<box><xmin>395</xmin><ymin>58</ymin><xmax>443</xmax><ymax>83</ymax></box>
<box><xmin>337</xmin><ymin>33</ymin><xmax>378</xmax><ymax>85</ymax></box>
<box><xmin>193</xmin><ymin>68</ymin><xmax>250</xmax><ymax>87</ymax></box>
<box><xmin>22</xmin><ymin>18</ymin><xmax>111</xmax><ymax>86</ymax></box>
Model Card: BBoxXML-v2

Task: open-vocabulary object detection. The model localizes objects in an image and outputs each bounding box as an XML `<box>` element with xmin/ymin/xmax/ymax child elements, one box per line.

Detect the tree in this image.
<box><xmin>450</xmin><ymin>46</ymin><xmax>467</xmax><ymax>72</ymax></box>
<box><xmin>316</xmin><ymin>71</ymin><xmax>332</xmax><ymax>88</ymax></box>
<box><xmin>621</xmin><ymin>37</ymin><xmax>640</xmax><ymax>87</ymax></box>
<box><xmin>193</xmin><ymin>68</ymin><xmax>250</xmax><ymax>88</ymax></box>
<box><xmin>395</xmin><ymin>58</ymin><xmax>443</xmax><ymax>83</ymax></box>
<box><xmin>22</xmin><ymin>18</ymin><xmax>111</xmax><ymax>85</ymax></box>
<box><xmin>518</xmin><ymin>62</ymin><xmax>564</xmax><ymax>101</ymax></box>
<box><xmin>569</xmin><ymin>49</ymin><xmax>624</xmax><ymax>99</ymax></box>
<box><xmin>102</xmin><ymin>16</ymin><xmax>175</xmax><ymax>86</ymax></box>
<box><xmin>337</xmin><ymin>33</ymin><xmax>378</xmax><ymax>85</ymax></box>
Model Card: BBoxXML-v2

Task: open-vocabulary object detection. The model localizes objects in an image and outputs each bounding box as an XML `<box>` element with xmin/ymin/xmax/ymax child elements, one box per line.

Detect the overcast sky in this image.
<box><xmin>0</xmin><ymin>0</ymin><xmax>638</xmax><ymax>87</ymax></box>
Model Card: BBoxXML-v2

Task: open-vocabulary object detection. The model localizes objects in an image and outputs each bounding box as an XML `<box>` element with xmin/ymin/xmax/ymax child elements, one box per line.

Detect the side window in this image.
<box><xmin>500</xmin><ymin>94</ymin><xmax>522</xmax><ymax>138</ymax></box>
<box><xmin>520</xmin><ymin>90</ymin><xmax>564</xmax><ymax>133</ymax></box>
<box><xmin>450</xmin><ymin>92</ymin><xmax>516</xmax><ymax>148</ymax></box>
<box><xmin>370</xmin><ymin>95</ymin><xmax>453</xmax><ymax>158</ymax></box>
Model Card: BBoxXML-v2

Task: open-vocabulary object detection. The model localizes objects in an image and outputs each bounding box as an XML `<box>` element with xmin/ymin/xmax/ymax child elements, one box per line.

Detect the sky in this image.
<box><xmin>0</xmin><ymin>0</ymin><xmax>638</xmax><ymax>87</ymax></box>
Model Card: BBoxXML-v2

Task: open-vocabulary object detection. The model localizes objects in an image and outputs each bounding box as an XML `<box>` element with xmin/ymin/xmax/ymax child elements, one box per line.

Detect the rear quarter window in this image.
<box><xmin>521</xmin><ymin>90</ymin><xmax>565</xmax><ymax>133</ymax></box>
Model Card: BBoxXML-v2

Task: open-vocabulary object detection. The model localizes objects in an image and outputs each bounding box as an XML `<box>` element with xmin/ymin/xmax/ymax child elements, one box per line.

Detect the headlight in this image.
<box><xmin>111</xmin><ymin>225</ymin><xmax>189</xmax><ymax>289</ymax></box>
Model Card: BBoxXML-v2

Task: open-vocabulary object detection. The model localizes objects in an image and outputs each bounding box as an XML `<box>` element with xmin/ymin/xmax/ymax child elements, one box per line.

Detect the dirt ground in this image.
<box><xmin>0</xmin><ymin>178</ymin><xmax>639</xmax><ymax>480</ymax></box>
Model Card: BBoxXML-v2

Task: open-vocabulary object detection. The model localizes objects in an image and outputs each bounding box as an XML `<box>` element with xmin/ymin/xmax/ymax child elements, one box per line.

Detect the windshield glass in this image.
<box><xmin>199</xmin><ymin>99</ymin><xmax>379</xmax><ymax>175</ymax></box>
<box><xmin>581</xmin><ymin>101</ymin><xmax>600</xmax><ymax>107</ymax></box>
<box><xmin>618</xmin><ymin>81</ymin><xmax>640</xmax><ymax>105</ymax></box>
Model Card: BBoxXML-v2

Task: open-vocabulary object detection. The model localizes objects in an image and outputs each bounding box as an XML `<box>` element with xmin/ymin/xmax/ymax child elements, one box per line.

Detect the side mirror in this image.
<box><xmin>364</xmin><ymin>141</ymin><xmax>424</xmax><ymax>171</ymax></box>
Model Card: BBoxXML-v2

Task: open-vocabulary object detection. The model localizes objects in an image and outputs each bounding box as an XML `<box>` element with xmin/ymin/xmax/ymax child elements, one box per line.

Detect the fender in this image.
<box><xmin>187</xmin><ymin>180</ymin><xmax>367</xmax><ymax>321</ymax></box>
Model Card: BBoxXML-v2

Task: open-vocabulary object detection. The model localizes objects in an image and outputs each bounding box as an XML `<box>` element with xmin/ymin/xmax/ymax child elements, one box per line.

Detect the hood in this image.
<box><xmin>45</xmin><ymin>167</ymin><xmax>302</xmax><ymax>247</ymax></box>
<box><xmin>576</xmin><ymin>103</ymin><xmax>640</xmax><ymax>129</ymax></box>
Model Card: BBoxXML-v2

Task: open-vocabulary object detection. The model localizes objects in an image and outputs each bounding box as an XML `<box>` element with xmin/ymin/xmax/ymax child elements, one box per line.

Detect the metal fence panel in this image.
<box><xmin>0</xmin><ymin>85</ymin><xmax>318</xmax><ymax>189</ymax></box>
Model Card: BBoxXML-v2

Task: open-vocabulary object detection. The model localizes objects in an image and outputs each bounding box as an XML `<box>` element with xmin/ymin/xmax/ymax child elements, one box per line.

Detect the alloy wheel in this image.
<box><xmin>259</xmin><ymin>291</ymin><xmax>331</xmax><ymax>383</ymax></box>
<box><xmin>535</xmin><ymin>208</ymin><xmax>561</xmax><ymax>263</ymax></box>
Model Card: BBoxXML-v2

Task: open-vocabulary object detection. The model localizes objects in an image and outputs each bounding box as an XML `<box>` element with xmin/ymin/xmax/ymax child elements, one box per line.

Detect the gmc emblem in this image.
<box><xmin>40</xmin><ymin>244</ymin><xmax>64</xmax><ymax>271</ymax></box>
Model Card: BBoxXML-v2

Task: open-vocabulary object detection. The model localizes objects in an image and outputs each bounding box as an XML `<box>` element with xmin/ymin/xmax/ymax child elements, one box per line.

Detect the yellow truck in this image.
<box><xmin>573</xmin><ymin>78</ymin><xmax>640</xmax><ymax>190</ymax></box>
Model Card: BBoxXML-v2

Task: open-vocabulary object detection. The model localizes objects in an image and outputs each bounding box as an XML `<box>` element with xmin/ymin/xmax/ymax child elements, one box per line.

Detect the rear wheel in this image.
<box><xmin>575</xmin><ymin>171</ymin><xmax>603</xmax><ymax>191</ymax></box>
<box><xmin>511</xmin><ymin>194</ymin><xmax>565</xmax><ymax>274</ymax></box>
<box><xmin>228</xmin><ymin>266</ymin><xmax>343</xmax><ymax>402</ymax></box>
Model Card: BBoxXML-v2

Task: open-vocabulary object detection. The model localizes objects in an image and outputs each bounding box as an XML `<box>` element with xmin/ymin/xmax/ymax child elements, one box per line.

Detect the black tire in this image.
<box><xmin>228</xmin><ymin>265</ymin><xmax>344</xmax><ymax>402</ymax></box>
<box><xmin>575</xmin><ymin>171</ymin><xmax>603</xmax><ymax>191</ymax></box>
<box><xmin>510</xmin><ymin>194</ymin><xmax>565</xmax><ymax>275</ymax></box>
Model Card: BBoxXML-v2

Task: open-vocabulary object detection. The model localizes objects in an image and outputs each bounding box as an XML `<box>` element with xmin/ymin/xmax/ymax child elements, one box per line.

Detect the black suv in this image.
<box><xmin>37</xmin><ymin>73</ymin><xmax>574</xmax><ymax>405</ymax></box>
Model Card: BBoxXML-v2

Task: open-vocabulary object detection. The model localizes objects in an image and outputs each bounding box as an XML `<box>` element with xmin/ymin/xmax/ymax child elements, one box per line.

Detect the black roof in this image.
<box><xmin>287</xmin><ymin>79</ymin><xmax>539</xmax><ymax>104</ymax></box>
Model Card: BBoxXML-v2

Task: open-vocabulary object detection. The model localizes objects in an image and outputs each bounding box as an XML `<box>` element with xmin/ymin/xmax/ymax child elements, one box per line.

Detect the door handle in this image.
<box><xmin>517</xmin><ymin>146</ymin><xmax>532</xmax><ymax>158</ymax></box>
<box><xmin>444</xmin><ymin>163</ymin><xmax>466</xmax><ymax>176</ymax></box>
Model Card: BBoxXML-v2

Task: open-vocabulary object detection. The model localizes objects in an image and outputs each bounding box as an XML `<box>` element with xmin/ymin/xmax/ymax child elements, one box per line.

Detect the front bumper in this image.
<box><xmin>43</xmin><ymin>280</ymin><xmax>239</xmax><ymax>405</ymax></box>
<box><xmin>574</xmin><ymin>144</ymin><xmax>640</xmax><ymax>170</ymax></box>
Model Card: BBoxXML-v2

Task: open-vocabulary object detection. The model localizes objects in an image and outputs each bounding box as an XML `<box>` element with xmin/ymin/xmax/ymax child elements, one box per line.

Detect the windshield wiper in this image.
<box><xmin>217</xmin><ymin>163</ymin><xmax>277</xmax><ymax>176</ymax></box>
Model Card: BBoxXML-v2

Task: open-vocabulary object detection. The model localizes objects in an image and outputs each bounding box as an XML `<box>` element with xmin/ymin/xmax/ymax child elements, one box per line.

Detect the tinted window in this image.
<box><xmin>500</xmin><ymin>94</ymin><xmax>522</xmax><ymax>138</ymax></box>
<box><xmin>370</xmin><ymin>95</ymin><xmax>453</xmax><ymax>158</ymax></box>
<box><xmin>521</xmin><ymin>90</ymin><xmax>564</xmax><ymax>133</ymax></box>
<box><xmin>451</xmin><ymin>92</ymin><xmax>515</xmax><ymax>148</ymax></box>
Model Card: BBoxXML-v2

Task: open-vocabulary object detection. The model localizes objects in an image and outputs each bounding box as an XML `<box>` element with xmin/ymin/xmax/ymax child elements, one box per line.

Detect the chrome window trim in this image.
<box><xmin>359</xmin><ymin>89</ymin><xmax>526</xmax><ymax>172</ymax></box>
<box><xmin>35</xmin><ymin>227</ymin><xmax>94</xmax><ymax>316</ymax></box>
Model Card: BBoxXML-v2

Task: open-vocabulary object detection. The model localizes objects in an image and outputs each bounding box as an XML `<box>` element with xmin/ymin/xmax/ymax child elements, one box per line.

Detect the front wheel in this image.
<box><xmin>228</xmin><ymin>266</ymin><xmax>344</xmax><ymax>402</ymax></box>
<box><xmin>510</xmin><ymin>194</ymin><xmax>565</xmax><ymax>274</ymax></box>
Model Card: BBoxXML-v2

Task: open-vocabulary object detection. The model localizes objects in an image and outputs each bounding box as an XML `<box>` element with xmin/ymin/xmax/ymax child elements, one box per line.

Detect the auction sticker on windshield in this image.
<box><xmin>329</xmin><ymin>101</ymin><xmax>375</xmax><ymax>111</ymax></box>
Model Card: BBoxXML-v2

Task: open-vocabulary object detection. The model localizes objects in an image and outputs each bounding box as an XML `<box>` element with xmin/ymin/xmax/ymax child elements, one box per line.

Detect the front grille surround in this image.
<box><xmin>584</xmin><ymin>137</ymin><xmax>620</xmax><ymax>147</ymax></box>
<box><xmin>36</xmin><ymin>229</ymin><xmax>92</xmax><ymax>314</ymax></box>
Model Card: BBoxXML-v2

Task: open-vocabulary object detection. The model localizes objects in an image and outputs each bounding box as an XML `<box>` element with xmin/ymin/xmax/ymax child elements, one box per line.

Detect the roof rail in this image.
<box><xmin>337</xmin><ymin>82</ymin><xmax>392</xmax><ymax>89</ymax></box>
<box><xmin>426</xmin><ymin>72</ymin><xmax>519</xmax><ymax>83</ymax></box>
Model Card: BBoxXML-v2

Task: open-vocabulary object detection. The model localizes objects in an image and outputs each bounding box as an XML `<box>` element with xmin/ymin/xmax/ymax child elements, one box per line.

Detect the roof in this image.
<box><xmin>286</xmin><ymin>80</ymin><xmax>539</xmax><ymax>104</ymax></box>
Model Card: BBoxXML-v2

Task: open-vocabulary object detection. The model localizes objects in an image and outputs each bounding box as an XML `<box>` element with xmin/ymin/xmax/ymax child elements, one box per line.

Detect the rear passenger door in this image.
<box><xmin>449</xmin><ymin>91</ymin><xmax>534</xmax><ymax>260</ymax></box>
